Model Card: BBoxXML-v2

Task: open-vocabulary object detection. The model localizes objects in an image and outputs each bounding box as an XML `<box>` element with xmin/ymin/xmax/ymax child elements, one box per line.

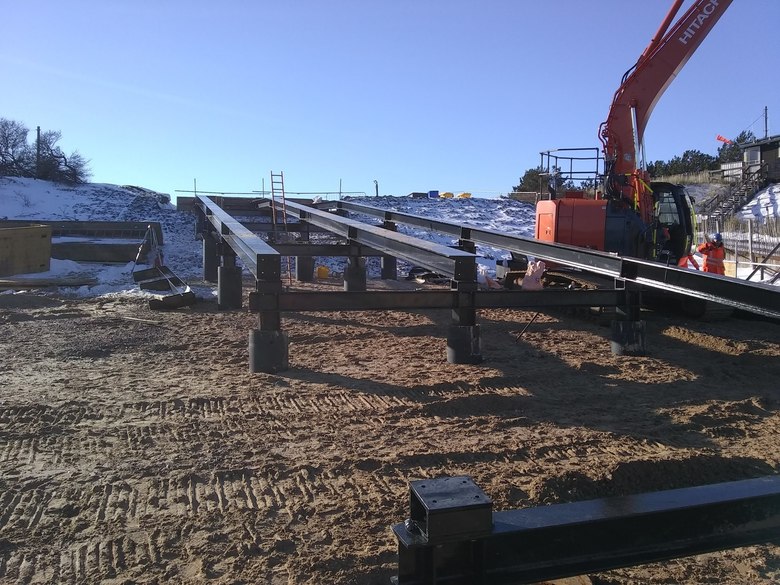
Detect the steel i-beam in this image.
<box><xmin>392</xmin><ymin>475</ymin><xmax>780</xmax><ymax>585</ymax></box>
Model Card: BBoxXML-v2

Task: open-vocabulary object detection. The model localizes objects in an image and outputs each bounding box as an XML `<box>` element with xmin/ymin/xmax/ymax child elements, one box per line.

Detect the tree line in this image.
<box><xmin>0</xmin><ymin>117</ymin><xmax>91</xmax><ymax>184</ymax></box>
<box><xmin>514</xmin><ymin>130</ymin><xmax>755</xmax><ymax>193</ymax></box>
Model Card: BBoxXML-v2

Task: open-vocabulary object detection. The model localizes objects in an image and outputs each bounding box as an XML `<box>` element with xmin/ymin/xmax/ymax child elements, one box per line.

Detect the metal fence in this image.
<box><xmin>696</xmin><ymin>216</ymin><xmax>780</xmax><ymax>278</ymax></box>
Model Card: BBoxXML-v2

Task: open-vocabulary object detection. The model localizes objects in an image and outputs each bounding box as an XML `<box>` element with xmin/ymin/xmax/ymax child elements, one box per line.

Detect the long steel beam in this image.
<box><xmin>628</xmin><ymin>257</ymin><xmax>780</xmax><ymax>316</ymax></box>
<box><xmin>243</xmin><ymin>221</ymin><xmax>329</xmax><ymax>233</ymax></box>
<box><xmin>269</xmin><ymin>200</ymin><xmax>477</xmax><ymax>281</ymax></box>
<box><xmin>194</xmin><ymin>195</ymin><xmax>280</xmax><ymax>279</ymax></box>
<box><xmin>392</xmin><ymin>475</ymin><xmax>780</xmax><ymax>585</ymax></box>
<box><xmin>329</xmin><ymin>200</ymin><xmax>780</xmax><ymax>319</ymax></box>
<box><xmin>267</xmin><ymin>243</ymin><xmax>386</xmax><ymax>258</ymax></box>
<box><xmin>249</xmin><ymin>288</ymin><xmax>623</xmax><ymax>312</ymax></box>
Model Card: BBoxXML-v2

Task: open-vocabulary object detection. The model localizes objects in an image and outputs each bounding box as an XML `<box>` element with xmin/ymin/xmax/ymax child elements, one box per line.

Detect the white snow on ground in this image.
<box><xmin>737</xmin><ymin>183</ymin><xmax>780</xmax><ymax>222</ymax></box>
<box><xmin>0</xmin><ymin>177</ymin><xmax>205</xmax><ymax>298</ymax></box>
<box><xmin>1</xmin><ymin>176</ymin><xmax>778</xmax><ymax>299</ymax></box>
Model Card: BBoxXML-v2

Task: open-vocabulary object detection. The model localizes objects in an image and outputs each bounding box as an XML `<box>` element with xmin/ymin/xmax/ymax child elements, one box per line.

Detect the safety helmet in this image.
<box><xmin>712</xmin><ymin>232</ymin><xmax>722</xmax><ymax>243</ymax></box>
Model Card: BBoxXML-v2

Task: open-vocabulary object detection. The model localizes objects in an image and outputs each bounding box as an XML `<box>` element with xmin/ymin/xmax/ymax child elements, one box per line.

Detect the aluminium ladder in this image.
<box><xmin>270</xmin><ymin>171</ymin><xmax>289</xmax><ymax>230</ymax></box>
<box><xmin>270</xmin><ymin>171</ymin><xmax>293</xmax><ymax>283</ymax></box>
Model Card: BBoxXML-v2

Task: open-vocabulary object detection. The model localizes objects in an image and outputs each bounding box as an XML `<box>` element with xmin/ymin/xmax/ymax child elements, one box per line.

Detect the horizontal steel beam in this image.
<box><xmin>244</xmin><ymin>221</ymin><xmax>328</xmax><ymax>233</ymax></box>
<box><xmin>272</xmin><ymin>200</ymin><xmax>477</xmax><ymax>281</ymax></box>
<box><xmin>194</xmin><ymin>196</ymin><xmax>280</xmax><ymax>279</ymax></box>
<box><xmin>267</xmin><ymin>243</ymin><xmax>386</xmax><ymax>257</ymax></box>
<box><xmin>330</xmin><ymin>201</ymin><xmax>780</xmax><ymax>319</ymax></box>
<box><xmin>248</xmin><ymin>288</ymin><xmax>623</xmax><ymax>312</ymax></box>
<box><xmin>393</xmin><ymin>475</ymin><xmax>780</xmax><ymax>585</ymax></box>
<box><xmin>627</xmin><ymin>258</ymin><xmax>780</xmax><ymax>319</ymax></box>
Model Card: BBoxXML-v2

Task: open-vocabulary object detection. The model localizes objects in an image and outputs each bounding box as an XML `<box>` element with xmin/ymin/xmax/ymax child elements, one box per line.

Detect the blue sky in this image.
<box><xmin>3</xmin><ymin>1</ymin><xmax>778</xmax><ymax>199</ymax></box>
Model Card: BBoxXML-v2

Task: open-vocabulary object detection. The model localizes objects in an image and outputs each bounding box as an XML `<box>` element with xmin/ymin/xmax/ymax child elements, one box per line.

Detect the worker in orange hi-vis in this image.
<box><xmin>697</xmin><ymin>233</ymin><xmax>726</xmax><ymax>275</ymax></box>
<box><xmin>677</xmin><ymin>246</ymin><xmax>700</xmax><ymax>270</ymax></box>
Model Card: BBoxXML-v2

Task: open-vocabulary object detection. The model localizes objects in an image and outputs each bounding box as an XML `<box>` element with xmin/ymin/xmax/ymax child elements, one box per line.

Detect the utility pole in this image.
<box><xmin>765</xmin><ymin>106</ymin><xmax>769</xmax><ymax>139</ymax></box>
<box><xmin>36</xmin><ymin>126</ymin><xmax>41</xmax><ymax>179</ymax></box>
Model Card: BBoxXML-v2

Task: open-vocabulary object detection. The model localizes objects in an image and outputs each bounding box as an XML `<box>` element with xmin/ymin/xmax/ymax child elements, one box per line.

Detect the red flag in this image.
<box><xmin>716</xmin><ymin>134</ymin><xmax>733</xmax><ymax>144</ymax></box>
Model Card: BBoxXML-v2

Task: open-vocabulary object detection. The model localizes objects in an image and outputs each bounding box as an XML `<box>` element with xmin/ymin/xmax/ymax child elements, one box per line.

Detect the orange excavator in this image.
<box><xmin>536</xmin><ymin>0</ymin><xmax>732</xmax><ymax>265</ymax></box>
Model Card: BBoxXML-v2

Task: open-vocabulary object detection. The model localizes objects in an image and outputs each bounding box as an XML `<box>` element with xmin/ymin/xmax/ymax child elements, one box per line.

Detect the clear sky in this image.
<box><xmin>3</xmin><ymin>1</ymin><xmax>778</xmax><ymax>199</ymax></box>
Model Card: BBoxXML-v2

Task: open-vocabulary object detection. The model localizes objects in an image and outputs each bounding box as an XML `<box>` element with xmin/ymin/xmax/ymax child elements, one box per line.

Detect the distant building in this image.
<box><xmin>741</xmin><ymin>134</ymin><xmax>780</xmax><ymax>182</ymax></box>
<box><xmin>717</xmin><ymin>134</ymin><xmax>780</xmax><ymax>185</ymax></box>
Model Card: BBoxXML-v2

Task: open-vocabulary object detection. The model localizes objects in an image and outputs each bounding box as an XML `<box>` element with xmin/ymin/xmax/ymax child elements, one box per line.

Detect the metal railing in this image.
<box><xmin>698</xmin><ymin>162</ymin><xmax>768</xmax><ymax>219</ymax></box>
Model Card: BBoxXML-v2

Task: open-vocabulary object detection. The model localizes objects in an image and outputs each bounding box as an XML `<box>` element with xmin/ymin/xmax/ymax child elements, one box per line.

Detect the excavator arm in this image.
<box><xmin>599</xmin><ymin>0</ymin><xmax>732</xmax><ymax>223</ymax></box>
<box><xmin>536</xmin><ymin>0</ymin><xmax>733</xmax><ymax>264</ymax></box>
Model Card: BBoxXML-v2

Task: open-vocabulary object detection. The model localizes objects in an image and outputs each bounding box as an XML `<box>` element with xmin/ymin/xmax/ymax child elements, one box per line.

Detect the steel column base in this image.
<box><xmin>447</xmin><ymin>325</ymin><xmax>482</xmax><ymax>364</ymax></box>
<box><xmin>249</xmin><ymin>329</ymin><xmax>289</xmax><ymax>373</ymax></box>
<box><xmin>218</xmin><ymin>265</ymin><xmax>243</xmax><ymax>310</ymax></box>
<box><xmin>610</xmin><ymin>320</ymin><xmax>646</xmax><ymax>356</ymax></box>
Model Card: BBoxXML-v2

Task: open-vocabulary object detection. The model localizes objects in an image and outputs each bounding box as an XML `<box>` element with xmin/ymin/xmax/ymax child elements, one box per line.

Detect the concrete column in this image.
<box><xmin>249</xmin><ymin>329</ymin><xmax>289</xmax><ymax>373</ymax></box>
<box><xmin>381</xmin><ymin>255</ymin><xmax>398</xmax><ymax>281</ymax></box>
<box><xmin>609</xmin><ymin>320</ymin><xmax>646</xmax><ymax>356</ymax></box>
<box><xmin>447</xmin><ymin>325</ymin><xmax>482</xmax><ymax>364</ymax></box>
<box><xmin>343</xmin><ymin>256</ymin><xmax>367</xmax><ymax>291</ymax></box>
<box><xmin>610</xmin><ymin>286</ymin><xmax>645</xmax><ymax>356</ymax></box>
<box><xmin>294</xmin><ymin>230</ymin><xmax>314</xmax><ymax>282</ymax></box>
<box><xmin>249</xmin><ymin>279</ymin><xmax>288</xmax><ymax>373</ymax></box>
<box><xmin>295</xmin><ymin>256</ymin><xmax>315</xmax><ymax>282</ymax></box>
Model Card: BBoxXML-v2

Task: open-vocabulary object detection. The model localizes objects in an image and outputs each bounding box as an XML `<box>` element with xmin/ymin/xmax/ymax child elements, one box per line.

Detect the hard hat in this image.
<box><xmin>712</xmin><ymin>232</ymin><xmax>722</xmax><ymax>243</ymax></box>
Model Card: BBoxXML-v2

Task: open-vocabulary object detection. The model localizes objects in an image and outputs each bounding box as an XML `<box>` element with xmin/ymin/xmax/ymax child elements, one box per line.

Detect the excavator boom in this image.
<box><xmin>601</xmin><ymin>0</ymin><xmax>733</xmax><ymax>179</ymax></box>
<box><xmin>536</xmin><ymin>0</ymin><xmax>733</xmax><ymax>265</ymax></box>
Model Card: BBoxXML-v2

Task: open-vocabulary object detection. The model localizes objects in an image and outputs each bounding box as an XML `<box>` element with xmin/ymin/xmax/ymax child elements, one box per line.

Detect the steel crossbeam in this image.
<box><xmin>392</xmin><ymin>475</ymin><xmax>780</xmax><ymax>585</ymax></box>
<box><xmin>248</xmin><ymin>288</ymin><xmax>623</xmax><ymax>312</ymax></box>
<box><xmin>265</xmin><ymin>243</ymin><xmax>386</xmax><ymax>258</ymax></box>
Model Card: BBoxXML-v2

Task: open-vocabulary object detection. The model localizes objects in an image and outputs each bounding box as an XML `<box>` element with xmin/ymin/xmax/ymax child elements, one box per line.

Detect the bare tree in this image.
<box><xmin>37</xmin><ymin>129</ymin><xmax>91</xmax><ymax>184</ymax></box>
<box><xmin>0</xmin><ymin>118</ymin><xmax>33</xmax><ymax>177</ymax></box>
<box><xmin>0</xmin><ymin>118</ymin><xmax>91</xmax><ymax>184</ymax></box>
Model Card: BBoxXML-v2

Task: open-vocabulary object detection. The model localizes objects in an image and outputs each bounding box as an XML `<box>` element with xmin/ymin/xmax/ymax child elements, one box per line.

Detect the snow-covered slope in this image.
<box><xmin>0</xmin><ymin>178</ymin><xmax>540</xmax><ymax>297</ymax></box>
<box><xmin>0</xmin><ymin>177</ymin><xmax>202</xmax><ymax>297</ymax></box>
<box><xmin>737</xmin><ymin>183</ymin><xmax>780</xmax><ymax>222</ymax></box>
<box><xmin>1</xmin><ymin>177</ymin><xmax>777</xmax><ymax>298</ymax></box>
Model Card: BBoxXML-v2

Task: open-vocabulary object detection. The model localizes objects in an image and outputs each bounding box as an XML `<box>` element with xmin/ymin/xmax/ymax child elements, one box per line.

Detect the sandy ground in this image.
<box><xmin>1</xmin><ymin>279</ymin><xmax>780</xmax><ymax>584</ymax></box>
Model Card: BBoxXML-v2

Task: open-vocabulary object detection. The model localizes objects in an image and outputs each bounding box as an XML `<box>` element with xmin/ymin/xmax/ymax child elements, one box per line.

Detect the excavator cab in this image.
<box><xmin>650</xmin><ymin>182</ymin><xmax>694</xmax><ymax>265</ymax></box>
<box><xmin>533</xmin><ymin>151</ymin><xmax>695</xmax><ymax>265</ymax></box>
<box><xmin>535</xmin><ymin>177</ymin><xmax>695</xmax><ymax>265</ymax></box>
